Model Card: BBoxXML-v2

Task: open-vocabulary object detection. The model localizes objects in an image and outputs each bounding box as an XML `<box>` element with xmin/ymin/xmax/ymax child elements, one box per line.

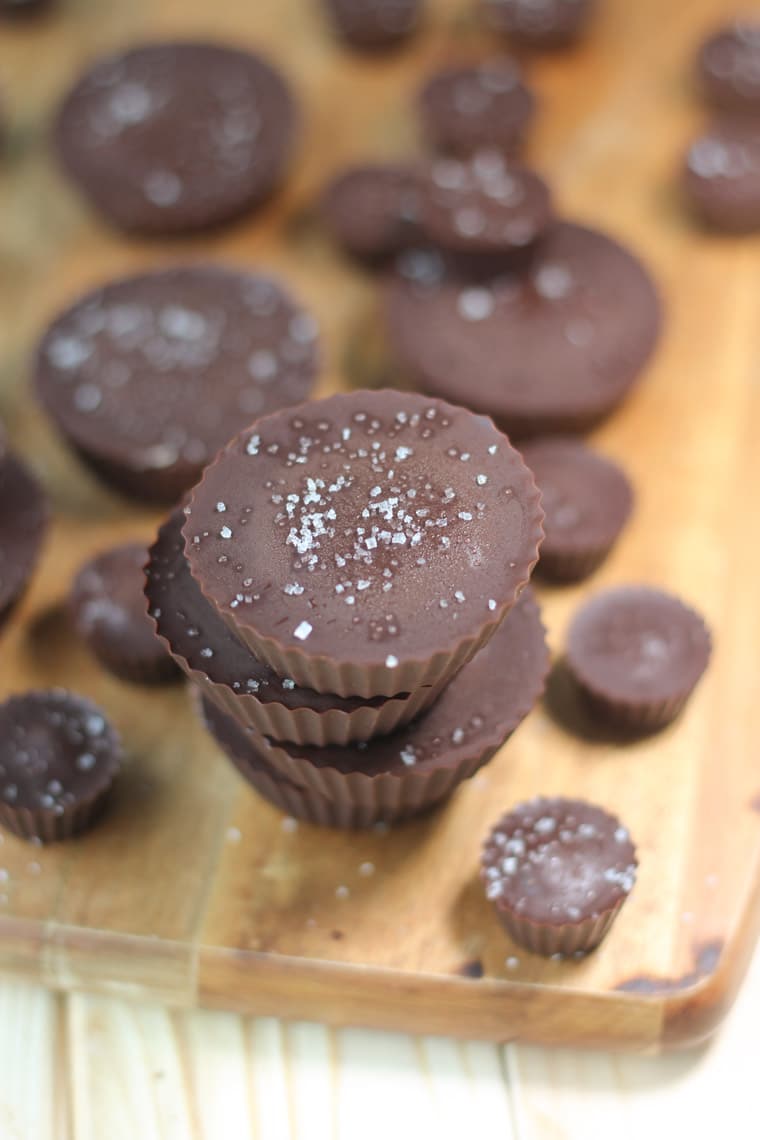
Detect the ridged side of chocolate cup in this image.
<box><xmin>0</xmin><ymin>793</ymin><xmax>112</xmax><ymax>844</ymax></box>
<box><xmin>493</xmin><ymin>899</ymin><xmax>626</xmax><ymax>957</ymax></box>
<box><xmin>574</xmin><ymin>686</ymin><xmax>697</xmax><ymax>734</ymax></box>
<box><xmin>190</xmin><ymin>664</ymin><xmax>441</xmax><ymax>745</ymax></box>
<box><xmin>232</xmin><ymin>591</ymin><xmax>550</xmax><ymax>818</ymax></box>
<box><xmin>199</xmin><ymin>694</ymin><xmax>448</xmax><ymax>827</ymax></box>
<box><xmin>231</xmin><ymin>611</ymin><xmax>515</xmax><ymax>703</ymax></box>
<box><xmin>145</xmin><ymin>515</ymin><xmax>445</xmax><ymax>745</ymax></box>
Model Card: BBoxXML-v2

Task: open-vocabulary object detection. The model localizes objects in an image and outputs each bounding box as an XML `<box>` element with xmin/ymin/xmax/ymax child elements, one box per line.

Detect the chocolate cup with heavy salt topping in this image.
<box><xmin>683</xmin><ymin>119</ymin><xmax>760</xmax><ymax>232</ymax></box>
<box><xmin>182</xmin><ymin>390</ymin><xmax>544</xmax><ymax>699</ymax></box>
<box><xmin>54</xmin><ymin>42</ymin><xmax>297</xmax><ymax>235</ymax></box>
<box><xmin>206</xmin><ymin>589</ymin><xmax>550</xmax><ymax>828</ymax></box>
<box><xmin>0</xmin><ymin>690</ymin><xmax>122</xmax><ymax>843</ymax></box>
<box><xmin>697</xmin><ymin>22</ymin><xmax>760</xmax><ymax>114</ymax></box>
<box><xmin>70</xmin><ymin>543</ymin><xmax>180</xmax><ymax>685</ymax></box>
<box><xmin>417</xmin><ymin>60</ymin><xmax>536</xmax><ymax>158</ymax></box>
<box><xmin>0</xmin><ymin>449</ymin><xmax>49</xmax><ymax>632</ymax></box>
<box><xmin>147</xmin><ymin>509</ymin><xmax>440</xmax><ymax>745</ymax></box>
<box><xmin>34</xmin><ymin>265</ymin><xmax>319</xmax><ymax>504</ymax></box>
<box><xmin>418</xmin><ymin>154</ymin><xmax>553</xmax><ymax>262</ymax></box>
<box><xmin>481</xmin><ymin>797</ymin><xmax>637</xmax><ymax>956</ymax></box>
<box><xmin>481</xmin><ymin>0</ymin><xmax>595</xmax><ymax>50</ymax></box>
<box><xmin>519</xmin><ymin>438</ymin><xmax>633</xmax><ymax>582</ymax></box>
<box><xmin>322</xmin><ymin>0</ymin><xmax>422</xmax><ymax>52</ymax></box>
<box><xmin>384</xmin><ymin>223</ymin><xmax>663</xmax><ymax>437</ymax></box>
<box><xmin>566</xmin><ymin>586</ymin><xmax>712</xmax><ymax>733</ymax></box>
<box><xmin>320</xmin><ymin>164</ymin><xmax>424</xmax><ymax>264</ymax></box>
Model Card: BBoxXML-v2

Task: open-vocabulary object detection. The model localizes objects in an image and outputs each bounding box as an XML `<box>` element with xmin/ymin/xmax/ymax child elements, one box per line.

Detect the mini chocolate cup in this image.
<box><xmin>481</xmin><ymin>796</ymin><xmax>637</xmax><ymax>957</ymax></box>
<box><xmin>0</xmin><ymin>690</ymin><xmax>122</xmax><ymax>844</ymax></box>
<box><xmin>146</xmin><ymin>509</ymin><xmax>443</xmax><ymax>745</ymax></box>
<box><xmin>222</xmin><ymin>590</ymin><xmax>550</xmax><ymax>826</ymax></box>
<box><xmin>565</xmin><ymin>586</ymin><xmax>712</xmax><ymax>733</ymax></box>
<box><xmin>519</xmin><ymin>437</ymin><xmax>633</xmax><ymax>583</ymax></box>
<box><xmin>71</xmin><ymin>543</ymin><xmax>181</xmax><ymax>686</ymax></box>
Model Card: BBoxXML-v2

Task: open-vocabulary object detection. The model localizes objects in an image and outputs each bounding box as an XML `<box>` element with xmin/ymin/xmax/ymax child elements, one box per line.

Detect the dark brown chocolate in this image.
<box><xmin>320</xmin><ymin>164</ymin><xmax>423</xmax><ymax>263</ymax></box>
<box><xmin>203</xmin><ymin>588</ymin><xmax>550</xmax><ymax>826</ymax></box>
<box><xmin>71</xmin><ymin>543</ymin><xmax>180</xmax><ymax>685</ymax></box>
<box><xmin>418</xmin><ymin>154</ymin><xmax>553</xmax><ymax>257</ymax></box>
<box><xmin>566</xmin><ymin>586</ymin><xmax>712</xmax><ymax>732</ymax></box>
<box><xmin>417</xmin><ymin>60</ymin><xmax>536</xmax><ymax>158</ymax></box>
<box><xmin>384</xmin><ymin>222</ymin><xmax>662</xmax><ymax>437</ymax></box>
<box><xmin>146</xmin><ymin>509</ymin><xmax>439</xmax><ymax>745</ymax></box>
<box><xmin>35</xmin><ymin>265</ymin><xmax>319</xmax><ymax>504</ymax></box>
<box><xmin>683</xmin><ymin>118</ymin><xmax>760</xmax><ymax>232</ymax></box>
<box><xmin>481</xmin><ymin>796</ymin><xmax>637</xmax><ymax>955</ymax></box>
<box><xmin>697</xmin><ymin>23</ymin><xmax>760</xmax><ymax>114</ymax></box>
<box><xmin>0</xmin><ymin>450</ymin><xmax>48</xmax><ymax>631</ymax></box>
<box><xmin>0</xmin><ymin>690</ymin><xmax>122</xmax><ymax>842</ymax></box>
<box><xmin>54</xmin><ymin>42</ymin><xmax>297</xmax><ymax>235</ymax></box>
<box><xmin>183</xmin><ymin>390</ymin><xmax>544</xmax><ymax>698</ymax></box>
<box><xmin>519</xmin><ymin>437</ymin><xmax>633</xmax><ymax>581</ymax></box>
<box><xmin>323</xmin><ymin>0</ymin><xmax>421</xmax><ymax>51</ymax></box>
<box><xmin>482</xmin><ymin>0</ymin><xmax>595</xmax><ymax>50</ymax></box>
<box><xmin>0</xmin><ymin>0</ymin><xmax>53</xmax><ymax>15</ymax></box>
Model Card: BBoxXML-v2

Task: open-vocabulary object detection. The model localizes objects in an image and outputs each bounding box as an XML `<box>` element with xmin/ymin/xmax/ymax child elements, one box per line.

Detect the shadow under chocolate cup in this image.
<box><xmin>207</xmin><ymin>588</ymin><xmax>550</xmax><ymax>828</ymax></box>
<box><xmin>182</xmin><ymin>389</ymin><xmax>544</xmax><ymax>699</ymax></box>
<box><xmin>146</xmin><ymin>509</ymin><xmax>441</xmax><ymax>745</ymax></box>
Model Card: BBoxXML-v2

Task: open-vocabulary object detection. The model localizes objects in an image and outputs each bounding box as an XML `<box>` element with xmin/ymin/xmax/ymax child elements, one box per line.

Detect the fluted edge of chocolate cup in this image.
<box><xmin>575</xmin><ymin>685</ymin><xmax>698</xmax><ymax>733</ymax></box>
<box><xmin>191</xmin><ymin>665</ymin><xmax>442</xmax><ymax>745</ymax></box>
<box><xmin>241</xmin><ymin>708</ymin><xmax>536</xmax><ymax>818</ymax></box>
<box><xmin>0</xmin><ymin>785</ymin><xmax>114</xmax><ymax>844</ymax></box>
<box><xmin>492</xmin><ymin>898</ymin><xmax>626</xmax><ymax>957</ymax></box>
<box><xmin>146</xmin><ymin>550</ymin><xmax>445</xmax><ymax>745</ymax></box>
<box><xmin>200</xmin><ymin>695</ymin><xmax>448</xmax><ymax>828</ymax></box>
<box><xmin>198</xmin><ymin>693</ymin><xmax>492</xmax><ymax>827</ymax></box>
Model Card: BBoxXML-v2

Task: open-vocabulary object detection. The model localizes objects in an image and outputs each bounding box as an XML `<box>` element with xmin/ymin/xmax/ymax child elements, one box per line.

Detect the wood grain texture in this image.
<box><xmin>0</xmin><ymin>0</ymin><xmax>759</xmax><ymax>1049</ymax></box>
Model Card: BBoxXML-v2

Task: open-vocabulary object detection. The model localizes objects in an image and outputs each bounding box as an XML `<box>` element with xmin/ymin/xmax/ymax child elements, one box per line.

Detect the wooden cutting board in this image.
<box><xmin>0</xmin><ymin>0</ymin><xmax>758</xmax><ymax>1051</ymax></box>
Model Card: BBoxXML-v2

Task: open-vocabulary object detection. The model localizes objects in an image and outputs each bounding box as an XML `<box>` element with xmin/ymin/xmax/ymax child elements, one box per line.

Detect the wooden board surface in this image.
<box><xmin>1</xmin><ymin>0</ymin><xmax>759</xmax><ymax>1051</ymax></box>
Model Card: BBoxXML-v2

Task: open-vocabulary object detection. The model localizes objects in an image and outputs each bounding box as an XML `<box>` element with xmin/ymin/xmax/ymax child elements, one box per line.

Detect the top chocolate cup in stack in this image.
<box><xmin>182</xmin><ymin>390</ymin><xmax>543</xmax><ymax>699</ymax></box>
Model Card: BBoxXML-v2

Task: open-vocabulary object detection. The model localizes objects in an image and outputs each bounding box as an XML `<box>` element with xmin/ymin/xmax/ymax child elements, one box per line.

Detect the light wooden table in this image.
<box><xmin>2</xmin><ymin>940</ymin><xmax>756</xmax><ymax>1139</ymax></box>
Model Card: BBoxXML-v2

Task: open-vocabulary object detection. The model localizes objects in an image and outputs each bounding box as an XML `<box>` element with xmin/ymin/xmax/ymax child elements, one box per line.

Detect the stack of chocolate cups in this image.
<box><xmin>146</xmin><ymin>389</ymin><xmax>549</xmax><ymax>828</ymax></box>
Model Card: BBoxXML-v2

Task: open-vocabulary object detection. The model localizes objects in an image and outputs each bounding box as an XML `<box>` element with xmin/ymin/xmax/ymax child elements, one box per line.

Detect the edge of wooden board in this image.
<box><xmin>2</xmin><ymin>849</ymin><xmax>760</xmax><ymax>1051</ymax></box>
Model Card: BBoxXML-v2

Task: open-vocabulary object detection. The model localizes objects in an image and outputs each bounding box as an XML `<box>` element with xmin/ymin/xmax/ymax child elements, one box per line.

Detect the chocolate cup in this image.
<box><xmin>199</xmin><ymin>694</ymin><xmax>446</xmax><ymax>828</ymax></box>
<box><xmin>70</xmin><ymin>542</ymin><xmax>180</xmax><ymax>686</ymax></box>
<box><xmin>182</xmin><ymin>390</ymin><xmax>544</xmax><ymax>699</ymax></box>
<box><xmin>565</xmin><ymin>586</ymin><xmax>712</xmax><ymax>733</ymax></box>
<box><xmin>481</xmin><ymin>796</ymin><xmax>637</xmax><ymax>957</ymax></box>
<box><xmin>146</xmin><ymin>509</ymin><xmax>441</xmax><ymax>745</ymax></box>
<box><xmin>481</xmin><ymin>0</ymin><xmax>595</xmax><ymax>50</ymax></box>
<box><xmin>323</xmin><ymin>0</ymin><xmax>422</xmax><ymax>53</ymax></box>
<box><xmin>682</xmin><ymin>120</ymin><xmax>760</xmax><ymax>235</ymax></box>
<box><xmin>0</xmin><ymin>450</ymin><xmax>49</xmax><ymax>632</ymax></box>
<box><xmin>417</xmin><ymin>60</ymin><xmax>536</xmax><ymax>159</ymax></box>
<box><xmin>518</xmin><ymin>437</ymin><xmax>633</xmax><ymax>583</ymax></box>
<box><xmin>384</xmin><ymin>223</ymin><xmax>663</xmax><ymax>440</ymax></box>
<box><xmin>227</xmin><ymin>590</ymin><xmax>549</xmax><ymax>825</ymax></box>
<box><xmin>54</xmin><ymin>42</ymin><xmax>298</xmax><ymax>236</ymax></box>
<box><xmin>35</xmin><ymin>265</ymin><xmax>319</xmax><ymax>506</ymax></box>
<box><xmin>0</xmin><ymin>690</ymin><xmax>122</xmax><ymax>844</ymax></box>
